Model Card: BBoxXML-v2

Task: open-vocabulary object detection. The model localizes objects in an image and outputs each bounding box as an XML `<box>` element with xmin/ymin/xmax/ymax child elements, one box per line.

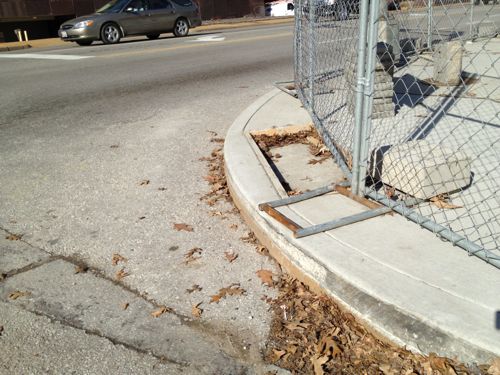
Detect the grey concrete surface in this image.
<box><xmin>0</xmin><ymin>301</ymin><xmax>183</xmax><ymax>374</ymax></box>
<box><xmin>0</xmin><ymin>259</ymin><xmax>247</xmax><ymax>373</ymax></box>
<box><xmin>0</xmin><ymin>231</ymin><xmax>51</xmax><ymax>274</ymax></box>
<box><xmin>0</xmin><ymin>24</ymin><xmax>294</xmax><ymax>372</ymax></box>
<box><xmin>224</xmin><ymin>88</ymin><xmax>500</xmax><ymax>363</ymax></box>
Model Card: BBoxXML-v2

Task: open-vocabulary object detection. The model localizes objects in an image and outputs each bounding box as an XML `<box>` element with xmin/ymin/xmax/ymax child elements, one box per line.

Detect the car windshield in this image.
<box><xmin>96</xmin><ymin>0</ymin><xmax>130</xmax><ymax>13</ymax></box>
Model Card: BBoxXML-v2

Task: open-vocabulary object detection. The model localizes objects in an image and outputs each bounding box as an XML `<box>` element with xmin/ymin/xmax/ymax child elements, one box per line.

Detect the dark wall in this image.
<box><xmin>197</xmin><ymin>0</ymin><xmax>263</xmax><ymax>19</ymax></box>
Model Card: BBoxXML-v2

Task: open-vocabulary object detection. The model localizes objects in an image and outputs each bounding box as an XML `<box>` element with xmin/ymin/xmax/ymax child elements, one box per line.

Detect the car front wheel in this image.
<box><xmin>173</xmin><ymin>18</ymin><xmax>189</xmax><ymax>37</ymax></box>
<box><xmin>101</xmin><ymin>23</ymin><xmax>121</xmax><ymax>44</ymax></box>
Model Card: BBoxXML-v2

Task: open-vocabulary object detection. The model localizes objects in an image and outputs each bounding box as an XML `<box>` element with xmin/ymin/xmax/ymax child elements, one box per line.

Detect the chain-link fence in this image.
<box><xmin>294</xmin><ymin>0</ymin><xmax>500</xmax><ymax>268</ymax></box>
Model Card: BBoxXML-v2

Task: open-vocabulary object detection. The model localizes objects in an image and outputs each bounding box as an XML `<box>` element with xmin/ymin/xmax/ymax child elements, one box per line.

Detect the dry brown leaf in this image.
<box><xmin>8</xmin><ymin>291</ymin><xmax>31</xmax><ymax>300</ymax></box>
<box><xmin>210</xmin><ymin>137</ymin><xmax>224</xmax><ymax>143</ymax></box>
<box><xmin>312</xmin><ymin>354</ymin><xmax>329</xmax><ymax>375</ymax></box>
<box><xmin>151</xmin><ymin>305</ymin><xmax>172</xmax><ymax>318</ymax></box>
<box><xmin>191</xmin><ymin>302</ymin><xmax>203</xmax><ymax>318</ymax></box>
<box><xmin>121</xmin><ymin>302</ymin><xmax>129</xmax><ymax>310</ymax></box>
<box><xmin>111</xmin><ymin>253</ymin><xmax>128</xmax><ymax>266</ymax></box>
<box><xmin>256</xmin><ymin>269</ymin><xmax>274</xmax><ymax>287</ymax></box>
<box><xmin>210</xmin><ymin>283</ymin><xmax>246</xmax><ymax>303</ymax></box>
<box><xmin>488</xmin><ymin>358</ymin><xmax>500</xmax><ymax>375</ymax></box>
<box><xmin>285</xmin><ymin>321</ymin><xmax>312</xmax><ymax>332</ymax></box>
<box><xmin>173</xmin><ymin>223</ymin><xmax>194</xmax><ymax>232</ymax></box>
<box><xmin>430</xmin><ymin>196</ymin><xmax>462</xmax><ymax>209</ymax></box>
<box><xmin>74</xmin><ymin>264</ymin><xmax>88</xmax><ymax>274</ymax></box>
<box><xmin>272</xmin><ymin>349</ymin><xmax>287</xmax><ymax>362</ymax></box>
<box><xmin>385</xmin><ymin>185</ymin><xmax>396</xmax><ymax>199</ymax></box>
<box><xmin>186</xmin><ymin>284</ymin><xmax>202</xmax><ymax>293</ymax></box>
<box><xmin>203</xmin><ymin>175</ymin><xmax>218</xmax><ymax>184</ymax></box>
<box><xmin>256</xmin><ymin>245</ymin><xmax>267</xmax><ymax>254</ymax></box>
<box><xmin>224</xmin><ymin>251</ymin><xmax>238</xmax><ymax>263</ymax></box>
<box><xmin>5</xmin><ymin>234</ymin><xmax>22</xmax><ymax>241</ymax></box>
<box><xmin>184</xmin><ymin>248</ymin><xmax>203</xmax><ymax>265</ymax></box>
<box><xmin>139</xmin><ymin>179</ymin><xmax>150</xmax><ymax>186</ymax></box>
<box><xmin>318</xmin><ymin>336</ymin><xmax>342</xmax><ymax>358</ymax></box>
<box><xmin>115</xmin><ymin>268</ymin><xmax>129</xmax><ymax>280</ymax></box>
<box><xmin>229</xmin><ymin>224</ymin><xmax>238</xmax><ymax>230</ymax></box>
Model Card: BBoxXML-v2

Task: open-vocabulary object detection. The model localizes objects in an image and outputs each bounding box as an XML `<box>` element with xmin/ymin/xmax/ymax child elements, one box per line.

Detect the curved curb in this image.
<box><xmin>224</xmin><ymin>89</ymin><xmax>498</xmax><ymax>364</ymax></box>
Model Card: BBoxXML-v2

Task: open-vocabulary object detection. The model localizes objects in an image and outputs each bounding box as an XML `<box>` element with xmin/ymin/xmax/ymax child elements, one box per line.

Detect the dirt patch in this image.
<box><xmin>251</xmin><ymin>125</ymin><xmax>332</xmax><ymax>195</ymax></box>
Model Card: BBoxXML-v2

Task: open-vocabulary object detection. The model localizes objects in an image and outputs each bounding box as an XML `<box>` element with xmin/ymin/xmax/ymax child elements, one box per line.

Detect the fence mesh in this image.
<box><xmin>294</xmin><ymin>0</ymin><xmax>500</xmax><ymax>268</ymax></box>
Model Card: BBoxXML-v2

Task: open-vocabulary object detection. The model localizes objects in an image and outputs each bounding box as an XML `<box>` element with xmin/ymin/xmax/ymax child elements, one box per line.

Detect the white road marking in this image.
<box><xmin>0</xmin><ymin>53</ymin><xmax>93</xmax><ymax>60</ymax></box>
<box><xmin>191</xmin><ymin>35</ymin><xmax>226</xmax><ymax>42</ymax></box>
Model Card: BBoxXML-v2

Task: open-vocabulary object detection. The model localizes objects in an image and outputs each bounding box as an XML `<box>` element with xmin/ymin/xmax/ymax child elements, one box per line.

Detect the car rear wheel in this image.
<box><xmin>101</xmin><ymin>23</ymin><xmax>121</xmax><ymax>44</ymax></box>
<box><xmin>147</xmin><ymin>34</ymin><xmax>160</xmax><ymax>40</ymax></box>
<box><xmin>173</xmin><ymin>18</ymin><xmax>189</xmax><ymax>37</ymax></box>
<box><xmin>76</xmin><ymin>40</ymin><xmax>93</xmax><ymax>46</ymax></box>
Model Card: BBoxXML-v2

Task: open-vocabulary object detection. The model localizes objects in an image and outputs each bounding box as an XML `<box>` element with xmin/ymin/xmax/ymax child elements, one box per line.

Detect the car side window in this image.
<box><xmin>149</xmin><ymin>0</ymin><xmax>172</xmax><ymax>10</ymax></box>
<box><xmin>126</xmin><ymin>0</ymin><xmax>148</xmax><ymax>11</ymax></box>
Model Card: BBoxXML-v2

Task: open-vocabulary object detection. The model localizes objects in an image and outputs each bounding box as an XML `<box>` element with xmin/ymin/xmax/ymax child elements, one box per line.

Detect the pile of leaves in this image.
<box><xmin>200</xmin><ymin>135</ymin><xmax>232</xmax><ymax>207</ymax></box>
<box><xmin>252</xmin><ymin>126</ymin><xmax>331</xmax><ymax>162</ymax></box>
<box><xmin>265</xmin><ymin>276</ymin><xmax>497</xmax><ymax>375</ymax></box>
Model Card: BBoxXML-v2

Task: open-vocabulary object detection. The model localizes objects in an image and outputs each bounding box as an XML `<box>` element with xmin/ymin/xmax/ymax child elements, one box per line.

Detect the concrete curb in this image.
<box><xmin>0</xmin><ymin>45</ymin><xmax>31</xmax><ymax>52</ymax></box>
<box><xmin>224</xmin><ymin>89</ymin><xmax>500</xmax><ymax>364</ymax></box>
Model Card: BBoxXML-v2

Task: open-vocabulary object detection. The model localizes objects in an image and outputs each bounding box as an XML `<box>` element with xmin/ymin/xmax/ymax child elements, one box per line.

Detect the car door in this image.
<box><xmin>148</xmin><ymin>0</ymin><xmax>177</xmax><ymax>33</ymax></box>
<box><xmin>118</xmin><ymin>0</ymin><xmax>153</xmax><ymax>35</ymax></box>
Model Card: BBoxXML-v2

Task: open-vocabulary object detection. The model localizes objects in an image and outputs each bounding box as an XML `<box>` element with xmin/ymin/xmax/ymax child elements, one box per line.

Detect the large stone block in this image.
<box><xmin>433</xmin><ymin>41</ymin><xmax>463</xmax><ymax>86</ymax></box>
<box><xmin>370</xmin><ymin>140</ymin><xmax>471</xmax><ymax>199</ymax></box>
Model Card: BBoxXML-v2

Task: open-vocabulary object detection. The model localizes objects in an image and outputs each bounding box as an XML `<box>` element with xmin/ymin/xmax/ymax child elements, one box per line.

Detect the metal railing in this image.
<box><xmin>294</xmin><ymin>0</ymin><xmax>500</xmax><ymax>268</ymax></box>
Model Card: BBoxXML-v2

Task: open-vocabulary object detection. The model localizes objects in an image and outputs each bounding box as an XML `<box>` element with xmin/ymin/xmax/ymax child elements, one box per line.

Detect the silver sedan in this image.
<box><xmin>58</xmin><ymin>0</ymin><xmax>202</xmax><ymax>46</ymax></box>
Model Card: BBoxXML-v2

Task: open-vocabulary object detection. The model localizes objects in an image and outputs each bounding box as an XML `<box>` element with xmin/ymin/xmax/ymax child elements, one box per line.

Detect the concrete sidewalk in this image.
<box><xmin>0</xmin><ymin>16</ymin><xmax>293</xmax><ymax>52</ymax></box>
<box><xmin>224</xmin><ymin>88</ymin><xmax>500</xmax><ymax>364</ymax></box>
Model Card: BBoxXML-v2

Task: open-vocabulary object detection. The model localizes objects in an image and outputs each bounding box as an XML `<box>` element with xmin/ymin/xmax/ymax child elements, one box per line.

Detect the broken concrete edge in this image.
<box><xmin>224</xmin><ymin>88</ymin><xmax>497</xmax><ymax>365</ymax></box>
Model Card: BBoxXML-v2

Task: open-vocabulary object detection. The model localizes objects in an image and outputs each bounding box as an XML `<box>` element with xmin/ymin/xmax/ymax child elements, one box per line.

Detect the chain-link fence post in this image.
<box><xmin>295</xmin><ymin>0</ymin><xmax>302</xmax><ymax>84</ymax></box>
<box><xmin>351</xmin><ymin>0</ymin><xmax>372</xmax><ymax>196</ymax></box>
<box><xmin>469</xmin><ymin>0</ymin><xmax>475</xmax><ymax>40</ymax></box>
<box><xmin>427</xmin><ymin>0</ymin><xmax>433</xmax><ymax>49</ymax></box>
<box><xmin>308</xmin><ymin>0</ymin><xmax>316</xmax><ymax>110</ymax></box>
<box><xmin>358</xmin><ymin>0</ymin><xmax>382</xmax><ymax>194</ymax></box>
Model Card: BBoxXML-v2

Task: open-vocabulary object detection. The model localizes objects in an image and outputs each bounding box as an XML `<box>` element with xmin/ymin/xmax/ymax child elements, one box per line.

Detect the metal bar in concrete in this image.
<box><xmin>335</xmin><ymin>185</ymin><xmax>384</xmax><ymax>210</ymax></box>
<box><xmin>259</xmin><ymin>184</ymin><xmax>337</xmax><ymax>209</ymax></box>
<box><xmin>294</xmin><ymin>206</ymin><xmax>393</xmax><ymax>238</ymax></box>
<box><xmin>259</xmin><ymin>204</ymin><xmax>303</xmax><ymax>232</ymax></box>
<box><xmin>366</xmin><ymin>191</ymin><xmax>500</xmax><ymax>270</ymax></box>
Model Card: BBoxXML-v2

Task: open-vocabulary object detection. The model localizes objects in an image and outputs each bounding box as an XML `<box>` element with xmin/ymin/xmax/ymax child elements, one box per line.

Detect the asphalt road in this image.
<box><xmin>0</xmin><ymin>23</ymin><xmax>294</xmax><ymax>374</ymax></box>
